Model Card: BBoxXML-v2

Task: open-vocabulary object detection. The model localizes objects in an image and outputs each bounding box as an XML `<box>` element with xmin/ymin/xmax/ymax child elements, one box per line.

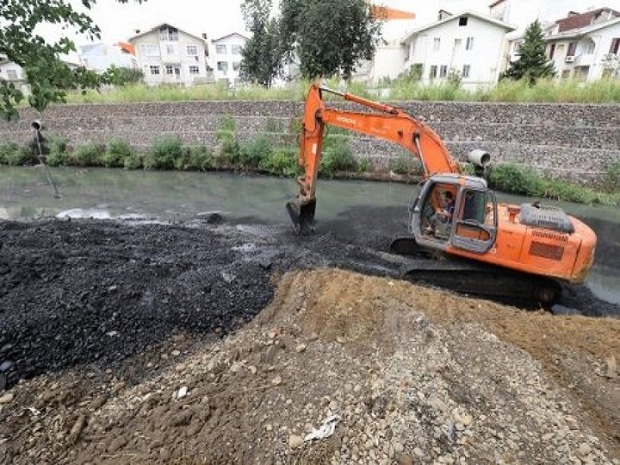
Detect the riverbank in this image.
<box><xmin>0</xmin><ymin>218</ymin><xmax>618</xmax><ymax>464</ymax></box>
<box><xmin>1</xmin><ymin>96</ymin><xmax>618</xmax><ymax>187</ymax></box>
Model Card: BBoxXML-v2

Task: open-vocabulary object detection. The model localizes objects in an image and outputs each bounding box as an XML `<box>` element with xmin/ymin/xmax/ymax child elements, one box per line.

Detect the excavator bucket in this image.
<box><xmin>286</xmin><ymin>198</ymin><xmax>316</xmax><ymax>233</ymax></box>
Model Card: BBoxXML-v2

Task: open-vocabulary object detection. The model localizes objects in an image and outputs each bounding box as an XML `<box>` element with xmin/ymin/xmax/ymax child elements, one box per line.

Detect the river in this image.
<box><xmin>1</xmin><ymin>166</ymin><xmax>619</xmax><ymax>306</ymax></box>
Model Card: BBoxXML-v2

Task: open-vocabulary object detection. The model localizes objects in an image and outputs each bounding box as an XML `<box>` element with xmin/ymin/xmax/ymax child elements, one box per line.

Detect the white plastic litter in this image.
<box><xmin>303</xmin><ymin>414</ymin><xmax>340</xmax><ymax>442</ymax></box>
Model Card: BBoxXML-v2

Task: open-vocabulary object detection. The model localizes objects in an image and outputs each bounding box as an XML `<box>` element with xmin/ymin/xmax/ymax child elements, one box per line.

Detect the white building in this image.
<box><xmin>544</xmin><ymin>8</ymin><xmax>620</xmax><ymax>81</ymax></box>
<box><xmin>78</xmin><ymin>43</ymin><xmax>138</xmax><ymax>73</ymax></box>
<box><xmin>354</xmin><ymin>5</ymin><xmax>417</xmax><ymax>84</ymax></box>
<box><xmin>128</xmin><ymin>24</ymin><xmax>213</xmax><ymax>86</ymax></box>
<box><xmin>209</xmin><ymin>33</ymin><xmax>248</xmax><ymax>86</ymax></box>
<box><xmin>0</xmin><ymin>57</ymin><xmax>80</xmax><ymax>96</ymax></box>
<box><xmin>401</xmin><ymin>11</ymin><xmax>516</xmax><ymax>90</ymax></box>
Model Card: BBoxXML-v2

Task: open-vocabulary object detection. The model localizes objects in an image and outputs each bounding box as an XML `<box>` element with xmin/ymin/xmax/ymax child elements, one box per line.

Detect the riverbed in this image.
<box><xmin>1</xmin><ymin>166</ymin><xmax>619</xmax><ymax>306</ymax></box>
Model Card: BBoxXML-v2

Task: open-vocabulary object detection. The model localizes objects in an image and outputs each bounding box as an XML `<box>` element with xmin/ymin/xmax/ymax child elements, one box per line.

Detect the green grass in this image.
<box><xmin>60</xmin><ymin>78</ymin><xmax>620</xmax><ymax>104</ymax></box>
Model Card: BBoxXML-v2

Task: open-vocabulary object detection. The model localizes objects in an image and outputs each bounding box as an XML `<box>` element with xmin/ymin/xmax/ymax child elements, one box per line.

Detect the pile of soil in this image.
<box><xmin>0</xmin><ymin>218</ymin><xmax>618</xmax><ymax>464</ymax></box>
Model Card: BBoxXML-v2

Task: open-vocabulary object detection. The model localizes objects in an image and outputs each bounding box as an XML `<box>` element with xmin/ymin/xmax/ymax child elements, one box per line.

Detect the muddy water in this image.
<box><xmin>1</xmin><ymin>166</ymin><xmax>619</xmax><ymax>305</ymax></box>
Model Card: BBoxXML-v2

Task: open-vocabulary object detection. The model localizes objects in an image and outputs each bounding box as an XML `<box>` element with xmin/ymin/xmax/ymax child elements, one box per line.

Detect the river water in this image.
<box><xmin>1</xmin><ymin>166</ymin><xmax>619</xmax><ymax>305</ymax></box>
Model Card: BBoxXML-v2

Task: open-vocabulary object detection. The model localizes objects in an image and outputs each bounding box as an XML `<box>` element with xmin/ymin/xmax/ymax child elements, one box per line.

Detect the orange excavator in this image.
<box><xmin>286</xmin><ymin>84</ymin><xmax>597</xmax><ymax>303</ymax></box>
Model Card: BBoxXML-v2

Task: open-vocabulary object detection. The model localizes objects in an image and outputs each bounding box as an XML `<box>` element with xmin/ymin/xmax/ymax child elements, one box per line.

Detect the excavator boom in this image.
<box><xmin>286</xmin><ymin>84</ymin><xmax>460</xmax><ymax>230</ymax></box>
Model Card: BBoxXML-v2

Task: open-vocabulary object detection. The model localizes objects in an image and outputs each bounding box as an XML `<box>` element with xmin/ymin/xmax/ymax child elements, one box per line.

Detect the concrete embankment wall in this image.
<box><xmin>1</xmin><ymin>100</ymin><xmax>618</xmax><ymax>184</ymax></box>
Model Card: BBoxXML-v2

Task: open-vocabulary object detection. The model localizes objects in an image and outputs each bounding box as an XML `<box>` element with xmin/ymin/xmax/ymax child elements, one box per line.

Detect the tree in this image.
<box><xmin>240</xmin><ymin>0</ymin><xmax>283</xmax><ymax>87</ymax></box>
<box><xmin>501</xmin><ymin>20</ymin><xmax>555</xmax><ymax>84</ymax></box>
<box><xmin>279</xmin><ymin>0</ymin><xmax>382</xmax><ymax>80</ymax></box>
<box><xmin>0</xmin><ymin>0</ymin><xmax>139</xmax><ymax>121</ymax></box>
<box><xmin>601</xmin><ymin>53</ymin><xmax>620</xmax><ymax>79</ymax></box>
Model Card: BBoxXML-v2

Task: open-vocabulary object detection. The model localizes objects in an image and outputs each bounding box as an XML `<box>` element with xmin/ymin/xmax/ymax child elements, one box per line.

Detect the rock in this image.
<box><xmin>177</xmin><ymin>386</ymin><xmax>188</xmax><ymax>399</ymax></box>
<box><xmin>0</xmin><ymin>361</ymin><xmax>13</xmax><ymax>372</ymax></box>
<box><xmin>263</xmin><ymin>345</ymin><xmax>278</xmax><ymax>364</ymax></box>
<box><xmin>396</xmin><ymin>454</ymin><xmax>414</xmax><ymax>465</ymax></box>
<box><xmin>578</xmin><ymin>443</ymin><xmax>592</xmax><ymax>455</ymax></box>
<box><xmin>288</xmin><ymin>434</ymin><xmax>304</xmax><ymax>449</ymax></box>
<box><xmin>0</xmin><ymin>392</ymin><xmax>14</xmax><ymax>404</ymax></box>
<box><xmin>296</xmin><ymin>344</ymin><xmax>306</xmax><ymax>353</ymax></box>
<box><xmin>67</xmin><ymin>415</ymin><xmax>87</xmax><ymax>445</ymax></box>
<box><xmin>171</xmin><ymin>350</ymin><xmax>181</xmax><ymax>357</ymax></box>
<box><xmin>271</xmin><ymin>376</ymin><xmax>282</xmax><ymax>386</ymax></box>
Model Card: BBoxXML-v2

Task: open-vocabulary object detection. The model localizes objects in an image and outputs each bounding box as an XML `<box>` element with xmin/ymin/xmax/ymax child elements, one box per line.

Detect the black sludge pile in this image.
<box><xmin>0</xmin><ymin>219</ymin><xmax>275</xmax><ymax>387</ymax></box>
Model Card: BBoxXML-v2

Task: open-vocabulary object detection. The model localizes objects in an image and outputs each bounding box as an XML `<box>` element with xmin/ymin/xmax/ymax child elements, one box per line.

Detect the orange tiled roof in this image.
<box><xmin>371</xmin><ymin>5</ymin><xmax>415</xmax><ymax>20</ymax></box>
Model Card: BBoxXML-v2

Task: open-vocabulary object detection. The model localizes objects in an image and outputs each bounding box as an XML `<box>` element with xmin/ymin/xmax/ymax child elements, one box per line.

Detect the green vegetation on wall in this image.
<box><xmin>1</xmin><ymin>123</ymin><xmax>618</xmax><ymax>206</ymax></box>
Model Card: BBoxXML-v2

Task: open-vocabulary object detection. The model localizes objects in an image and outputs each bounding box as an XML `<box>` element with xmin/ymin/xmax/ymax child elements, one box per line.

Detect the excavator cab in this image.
<box><xmin>412</xmin><ymin>175</ymin><xmax>498</xmax><ymax>255</ymax></box>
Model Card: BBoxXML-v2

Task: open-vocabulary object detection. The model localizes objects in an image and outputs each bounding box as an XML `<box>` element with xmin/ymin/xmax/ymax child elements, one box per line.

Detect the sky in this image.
<box><xmin>39</xmin><ymin>0</ymin><xmax>620</xmax><ymax>48</ymax></box>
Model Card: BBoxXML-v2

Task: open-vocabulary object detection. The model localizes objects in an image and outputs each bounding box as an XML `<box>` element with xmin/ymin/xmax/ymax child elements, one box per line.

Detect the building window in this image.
<box><xmin>459</xmin><ymin>16</ymin><xmax>468</xmax><ymax>26</ymax></box>
<box><xmin>567</xmin><ymin>41</ymin><xmax>577</xmax><ymax>56</ymax></box>
<box><xmin>548</xmin><ymin>43</ymin><xmax>556</xmax><ymax>59</ymax></box>
<box><xmin>583</xmin><ymin>41</ymin><xmax>595</xmax><ymax>54</ymax></box>
<box><xmin>166</xmin><ymin>44</ymin><xmax>175</xmax><ymax>55</ymax></box>
<box><xmin>186</xmin><ymin>45</ymin><xmax>198</xmax><ymax>56</ymax></box>
<box><xmin>142</xmin><ymin>44</ymin><xmax>159</xmax><ymax>57</ymax></box>
<box><xmin>189</xmin><ymin>65</ymin><xmax>200</xmax><ymax>75</ymax></box>
<box><xmin>6</xmin><ymin>69</ymin><xmax>18</xmax><ymax>80</ymax></box>
<box><xmin>231</xmin><ymin>44</ymin><xmax>243</xmax><ymax>54</ymax></box>
<box><xmin>217</xmin><ymin>61</ymin><xmax>228</xmax><ymax>74</ymax></box>
<box><xmin>232</xmin><ymin>61</ymin><xmax>240</xmax><ymax>71</ymax></box>
<box><xmin>610</xmin><ymin>38</ymin><xmax>620</xmax><ymax>54</ymax></box>
<box><xmin>466</xmin><ymin>37</ymin><xmax>474</xmax><ymax>50</ymax></box>
<box><xmin>429</xmin><ymin>65</ymin><xmax>437</xmax><ymax>78</ymax></box>
<box><xmin>149</xmin><ymin>65</ymin><xmax>160</xmax><ymax>75</ymax></box>
<box><xmin>462</xmin><ymin>64</ymin><xmax>470</xmax><ymax>78</ymax></box>
<box><xmin>216</xmin><ymin>44</ymin><xmax>227</xmax><ymax>54</ymax></box>
<box><xmin>159</xmin><ymin>26</ymin><xmax>178</xmax><ymax>41</ymax></box>
<box><xmin>166</xmin><ymin>65</ymin><xmax>174</xmax><ymax>75</ymax></box>
<box><xmin>433</xmin><ymin>38</ymin><xmax>440</xmax><ymax>51</ymax></box>
<box><xmin>454</xmin><ymin>38</ymin><xmax>462</xmax><ymax>49</ymax></box>
<box><xmin>439</xmin><ymin>65</ymin><xmax>447</xmax><ymax>78</ymax></box>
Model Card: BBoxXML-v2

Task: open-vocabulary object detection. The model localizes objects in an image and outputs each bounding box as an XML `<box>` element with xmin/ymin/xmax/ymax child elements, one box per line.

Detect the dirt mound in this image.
<box><xmin>1</xmin><ymin>264</ymin><xmax>618</xmax><ymax>464</ymax></box>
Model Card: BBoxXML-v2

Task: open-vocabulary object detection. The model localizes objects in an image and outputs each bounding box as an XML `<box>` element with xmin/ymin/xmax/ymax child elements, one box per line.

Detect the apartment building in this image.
<box><xmin>545</xmin><ymin>8</ymin><xmax>620</xmax><ymax>81</ymax></box>
<box><xmin>402</xmin><ymin>11</ymin><xmax>515</xmax><ymax>90</ymax></box>
<box><xmin>209</xmin><ymin>33</ymin><xmax>248</xmax><ymax>86</ymax></box>
<box><xmin>128</xmin><ymin>24</ymin><xmax>213</xmax><ymax>86</ymax></box>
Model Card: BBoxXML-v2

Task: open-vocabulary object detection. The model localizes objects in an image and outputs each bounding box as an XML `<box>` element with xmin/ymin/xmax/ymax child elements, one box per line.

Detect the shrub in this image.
<box><xmin>390</xmin><ymin>152</ymin><xmax>417</xmax><ymax>175</ymax></box>
<box><xmin>0</xmin><ymin>141</ymin><xmax>32</xmax><ymax>166</ymax></box>
<box><xmin>240</xmin><ymin>134</ymin><xmax>273</xmax><ymax>168</ymax></box>
<box><xmin>357</xmin><ymin>157</ymin><xmax>372</xmax><ymax>173</ymax></box>
<box><xmin>103</xmin><ymin>139</ymin><xmax>134</xmax><ymax>168</ymax></box>
<box><xmin>320</xmin><ymin>135</ymin><xmax>356</xmax><ymax>177</ymax></box>
<box><xmin>70</xmin><ymin>142</ymin><xmax>105</xmax><ymax>167</ymax></box>
<box><xmin>259</xmin><ymin>148</ymin><xmax>298</xmax><ymax>176</ymax></box>
<box><xmin>187</xmin><ymin>145</ymin><xmax>217</xmax><ymax>171</ymax></box>
<box><xmin>123</xmin><ymin>152</ymin><xmax>143</xmax><ymax>170</ymax></box>
<box><xmin>216</xmin><ymin>116</ymin><xmax>241</xmax><ymax>166</ymax></box>
<box><xmin>145</xmin><ymin>135</ymin><xmax>183</xmax><ymax>169</ymax></box>
<box><xmin>488</xmin><ymin>164</ymin><xmax>545</xmax><ymax>196</ymax></box>
<box><xmin>44</xmin><ymin>134</ymin><xmax>70</xmax><ymax>166</ymax></box>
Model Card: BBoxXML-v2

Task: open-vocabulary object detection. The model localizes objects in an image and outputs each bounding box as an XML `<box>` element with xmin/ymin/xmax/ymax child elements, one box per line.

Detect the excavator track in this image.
<box><xmin>388</xmin><ymin>237</ymin><xmax>561</xmax><ymax>306</ymax></box>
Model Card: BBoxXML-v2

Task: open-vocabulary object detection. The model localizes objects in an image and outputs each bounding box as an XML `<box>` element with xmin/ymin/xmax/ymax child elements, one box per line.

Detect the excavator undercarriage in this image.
<box><xmin>388</xmin><ymin>237</ymin><xmax>561</xmax><ymax>305</ymax></box>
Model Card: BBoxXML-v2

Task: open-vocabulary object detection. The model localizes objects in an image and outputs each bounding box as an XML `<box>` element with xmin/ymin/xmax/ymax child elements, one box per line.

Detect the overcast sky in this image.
<box><xmin>39</xmin><ymin>0</ymin><xmax>620</xmax><ymax>47</ymax></box>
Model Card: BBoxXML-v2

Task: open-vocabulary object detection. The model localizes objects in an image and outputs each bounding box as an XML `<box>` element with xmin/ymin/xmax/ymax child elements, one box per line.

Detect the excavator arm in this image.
<box><xmin>286</xmin><ymin>84</ymin><xmax>460</xmax><ymax>231</ymax></box>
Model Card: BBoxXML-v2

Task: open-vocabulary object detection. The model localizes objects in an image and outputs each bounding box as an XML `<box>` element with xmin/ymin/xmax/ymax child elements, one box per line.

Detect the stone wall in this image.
<box><xmin>1</xmin><ymin>100</ymin><xmax>618</xmax><ymax>184</ymax></box>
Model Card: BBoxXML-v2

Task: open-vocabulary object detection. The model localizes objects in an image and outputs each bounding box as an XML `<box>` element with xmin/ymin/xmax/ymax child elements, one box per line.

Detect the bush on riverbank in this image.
<box><xmin>0</xmin><ymin>133</ymin><xmax>617</xmax><ymax>205</ymax></box>
<box><xmin>488</xmin><ymin>164</ymin><xmax>618</xmax><ymax>204</ymax></box>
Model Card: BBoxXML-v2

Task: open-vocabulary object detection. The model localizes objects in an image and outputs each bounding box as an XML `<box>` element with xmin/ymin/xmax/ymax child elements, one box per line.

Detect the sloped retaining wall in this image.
<box><xmin>1</xmin><ymin>99</ymin><xmax>618</xmax><ymax>184</ymax></box>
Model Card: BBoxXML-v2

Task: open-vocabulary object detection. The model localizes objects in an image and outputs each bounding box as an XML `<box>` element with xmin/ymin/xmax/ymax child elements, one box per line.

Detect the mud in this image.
<box><xmin>0</xmin><ymin>217</ymin><xmax>619</xmax><ymax>464</ymax></box>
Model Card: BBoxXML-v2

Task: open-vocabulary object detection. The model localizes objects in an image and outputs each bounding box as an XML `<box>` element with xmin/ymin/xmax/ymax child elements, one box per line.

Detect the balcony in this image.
<box><xmin>574</xmin><ymin>54</ymin><xmax>594</xmax><ymax>67</ymax></box>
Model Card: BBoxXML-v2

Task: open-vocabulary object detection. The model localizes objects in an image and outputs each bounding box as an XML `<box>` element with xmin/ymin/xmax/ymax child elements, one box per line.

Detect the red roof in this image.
<box><xmin>555</xmin><ymin>8</ymin><xmax>620</xmax><ymax>32</ymax></box>
<box><xmin>371</xmin><ymin>5</ymin><xmax>415</xmax><ymax>20</ymax></box>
